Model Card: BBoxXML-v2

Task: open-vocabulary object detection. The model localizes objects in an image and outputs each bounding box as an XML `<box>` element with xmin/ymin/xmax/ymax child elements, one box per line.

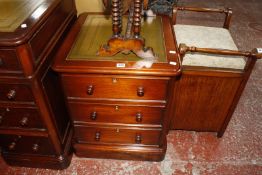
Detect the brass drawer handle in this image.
<box><xmin>20</xmin><ymin>117</ymin><xmax>29</xmax><ymax>127</ymax></box>
<box><xmin>8</xmin><ymin>142</ymin><xmax>16</xmax><ymax>151</ymax></box>
<box><xmin>137</xmin><ymin>87</ymin><xmax>144</xmax><ymax>97</ymax></box>
<box><xmin>135</xmin><ymin>134</ymin><xmax>142</xmax><ymax>144</ymax></box>
<box><xmin>95</xmin><ymin>132</ymin><xmax>100</xmax><ymax>141</ymax></box>
<box><xmin>90</xmin><ymin>111</ymin><xmax>97</xmax><ymax>120</ymax></box>
<box><xmin>0</xmin><ymin>58</ymin><xmax>3</xmax><ymax>66</ymax></box>
<box><xmin>32</xmin><ymin>144</ymin><xmax>39</xmax><ymax>152</ymax></box>
<box><xmin>87</xmin><ymin>85</ymin><xmax>94</xmax><ymax>95</ymax></box>
<box><xmin>6</xmin><ymin>89</ymin><xmax>16</xmax><ymax>100</ymax></box>
<box><xmin>136</xmin><ymin>112</ymin><xmax>143</xmax><ymax>122</ymax></box>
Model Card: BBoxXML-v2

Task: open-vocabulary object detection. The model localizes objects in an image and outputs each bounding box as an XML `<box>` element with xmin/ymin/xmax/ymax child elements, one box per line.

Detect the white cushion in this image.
<box><xmin>174</xmin><ymin>24</ymin><xmax>246</xmax><ymax>69</ymax></box>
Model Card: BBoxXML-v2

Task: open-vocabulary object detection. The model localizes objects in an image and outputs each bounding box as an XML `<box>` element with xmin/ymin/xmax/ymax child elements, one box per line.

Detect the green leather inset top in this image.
<box><xmin>68</xmin><ymin>15</ymin><xmax>167</xmax><ymax>62</ymax></box>
<box><xmin>0</xmin><ymin>0</ymin><xmax>45</xmax><ymax>32</ymax></box>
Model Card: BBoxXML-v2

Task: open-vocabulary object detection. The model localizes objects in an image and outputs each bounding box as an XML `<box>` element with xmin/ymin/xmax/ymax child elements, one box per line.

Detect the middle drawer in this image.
<box><xmin>68</xmin><ymin>102</ymin><xmax>164</xmax><ymax>126</ymax></box>
<box><xmin>0</xmin><ymin>83</ymin><xmax>34</xmax><ymax>103</ymax></box>
<box><xmin>0</xmin><ymin>107</ymin><xmax>45</xmax><ymax>129</ymax></box>
<box><xmin>62</xmin><ymin>75</ymin><xmax>169</xmax><ymax>101</ymax></box>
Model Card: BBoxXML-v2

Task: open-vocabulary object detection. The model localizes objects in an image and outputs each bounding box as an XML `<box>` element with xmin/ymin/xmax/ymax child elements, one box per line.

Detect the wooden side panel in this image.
<box><xmin>171</xmin><ymin>73</ymin><xmax>242</xmax><ymax>132</ymax></box>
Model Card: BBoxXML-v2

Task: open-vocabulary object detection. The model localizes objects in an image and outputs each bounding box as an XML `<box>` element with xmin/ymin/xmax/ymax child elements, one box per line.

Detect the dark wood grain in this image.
<box><xmin>74</xmin><ymin>125</ymin><xmax>161</xmax><ymax>145</ymax></box>
<box><xmin>0</xmin><ymin>107</ymin><xmax>44</xmax><ymax>129</ymax></box>
<box><xmin>68</xmin><ymin>101</ymin><xmax>164</xmax><ymax>126</ymax></box>
<box><xmin>171</xmin><ymin>74</ymin><xmax>242</xmax><ymax>132</ymax></box>
<box><xmin>62</xmin><ymin>74</ymin><xmax>169</xmax><ymax>101</ymax></box>
<box><xmin>172</xmin><ymin>6</ymin><xmax>232</xmax><ymax>29</ymax></box>
<box><xmin>53</xmin><ymin>13</ymin><xmax>180</xmax><ymax>161</ymax></box>
<box><xmin>0</xmin><ymin>0</ymin><xmax>76</xmax><ymax>169</ymax></box>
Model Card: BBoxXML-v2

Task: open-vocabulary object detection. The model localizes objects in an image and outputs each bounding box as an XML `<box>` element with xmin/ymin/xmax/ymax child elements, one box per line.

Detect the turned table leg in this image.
<box><xmin>133</xmin><ymin>0</ymin><xmax>142</xmax><ymax>38</ymax></box>
<box><xmin>112</xmin><ymin>0</ymin><xmax>122</xmax><ymax>37</ymax></box>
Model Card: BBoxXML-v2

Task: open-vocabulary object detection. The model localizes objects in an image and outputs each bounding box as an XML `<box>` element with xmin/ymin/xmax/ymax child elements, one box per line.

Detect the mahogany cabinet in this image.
<box><xmin>0</xmin><ymin>0</ymin><xmax>76</xmax><ymax>169</ymax></box>
<box><xmin>53</xmin><ymin>13</ymin><xmax>181</xmax><ymax>161</ymax></box>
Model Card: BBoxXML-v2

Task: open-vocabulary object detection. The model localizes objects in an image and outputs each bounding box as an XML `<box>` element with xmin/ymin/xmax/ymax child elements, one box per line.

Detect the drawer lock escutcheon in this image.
<box><xmin>115</xmin><ymin>105</ymin><xmax>119</xmax><ymax>111</ymax></box>
<box><xmin>112</xmin><ymin>78</ymin><xmax>117</xmax><ymax>83</ymax></box>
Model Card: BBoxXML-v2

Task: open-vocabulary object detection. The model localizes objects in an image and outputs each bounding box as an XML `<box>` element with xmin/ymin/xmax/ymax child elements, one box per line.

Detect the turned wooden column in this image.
<box><xmin>112</xmin><ymin>0</ymin><xmax>122</xmax><ymax>37</ymax></box>
<box><xmin>133</xmin><ymin>0</ymin><xmax>142</xmax><ymax>38</ymax></box>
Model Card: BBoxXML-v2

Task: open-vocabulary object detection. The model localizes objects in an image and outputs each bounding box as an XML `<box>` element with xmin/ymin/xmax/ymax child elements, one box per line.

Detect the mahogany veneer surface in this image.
<box><xmin>0</xmin><ymin>0</ymin><xmax>77</xmax><ymax>169</ymax></box>
<box><xmin>53</xmin><ymin>13</ymin><xmax>181</xmax><ymax>161</ymax></box>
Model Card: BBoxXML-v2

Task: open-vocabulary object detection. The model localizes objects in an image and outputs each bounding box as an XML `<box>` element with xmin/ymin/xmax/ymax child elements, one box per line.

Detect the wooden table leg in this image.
<box><xmin>133</xmin><ymin>0</ymin><xmax>142</xmax><ymax>38</ymax></box>
<box><xmin>112</xmin><ymin>0</ymin><xmax>122</xmax><ymax>37</ymax></box>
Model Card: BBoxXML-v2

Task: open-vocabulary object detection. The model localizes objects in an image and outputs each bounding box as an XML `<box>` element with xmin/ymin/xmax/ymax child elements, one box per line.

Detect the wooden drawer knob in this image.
<box><xmin>20</xmin><ymin>117</ymin><xmax>28</xmax><ymax>127</ymax></box>
<box><xmin>95</xmin><ymin>132</ymin><xmax>100</xmax><ymax>141</ymax></box>
<box><xmin>90</xmin><ymin>112</ymin><xmax>97</xmax><ymax>120</ymax></box>
<box><xmin>32</xmin><ymin>144</ymin><xmax>39</xmax><ymax>152</ymax></box>
<box><xmin>6</xmin><ymin>89</ymin><xmax>16</xmax><ymax>100</ymax></box>
<box><xmin>87</xmin><ymin>85</ymin><xmax>94</xmax><ymax>95</ymax></box>
<box><xmin>135</xmin><ymin>134</ymin><xmax>142</xmax><ymax>144</ymax></box>
<box><xmin>136</xmin><ymin>112</ymin><xmax>143</xmax><ymax>122</ymax></box>
<box><xmin>0</xmin><ymin>58</ymin><xmax>3</xmax><ymax>66</ymax></box>
<box><xmin>8</xmin><ymin>142</ymin><xmax>16</xmax><ymax>150</ymax></box>
<box><xmin>137</xmin><ymin>87</ymin><xmax>144</xmax><ymax>97</ymax></box>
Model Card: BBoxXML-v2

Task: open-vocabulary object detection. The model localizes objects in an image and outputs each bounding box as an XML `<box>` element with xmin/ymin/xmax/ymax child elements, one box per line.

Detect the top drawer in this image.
<box><xmin>62</xmin><ymin>75</ymin><xmax>169</xmax><ymax>101</ymax></box>
<box><xmin>0</xmin><ymin>49</ymin><xmax>21</xmax><ymax>73</ymax></box>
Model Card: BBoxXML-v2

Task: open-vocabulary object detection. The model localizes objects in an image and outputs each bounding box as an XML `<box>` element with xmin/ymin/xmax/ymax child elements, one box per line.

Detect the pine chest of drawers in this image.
<box><xmin>53</xmin><ymin>13</ymin><xmax>181</xmax><ymax>161</ymax></box>
<box><xmin>0</xmin><ymin>0</ymin><xmax>76</xmax><ymax>169</ymax></box>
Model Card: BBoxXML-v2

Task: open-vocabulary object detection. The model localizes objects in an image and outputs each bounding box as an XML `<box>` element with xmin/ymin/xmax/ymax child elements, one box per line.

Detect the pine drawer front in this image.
<box><xmin>62</xmin><ymin>75</ymin><xmax>169</xmax><ymax>101</ymax></box>
<box><xmin>0</xmin><ymin>83</ymin><xmax>34</xmax><ymax>103</ymax></box>
<box><xmin>0</xmin><ymin>135</ymin><xmax>56</xmax><ymax>155</ymax></box>
<box><xmin>68</xmin><ymin>102</ymin><xmax>164</xmax><ymax>126</ymax></box>
<box><xmin>74</xmin><ymin>125</ymin><xmax>161</xmax><ymax>146</ymax></box>
<box><xmin>0</xmin><ymin>49</ymin><xmax>22</xmax><ymax>74</ymax></box>
<box><xmin>0</xmin><ymin>107</ymin><xmax>45</xmax><ymax>129</ymax></box>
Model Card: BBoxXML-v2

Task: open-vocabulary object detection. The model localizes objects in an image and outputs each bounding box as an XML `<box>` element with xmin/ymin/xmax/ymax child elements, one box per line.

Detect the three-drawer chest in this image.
<box><xmin>0</xmin><ymin>0</ymin><xmax>76</xmax><ymax>169</ymax></box>
<box><xmin>53</xmin><ymin>13</ymin><xmax>181</xmax><ymax>161</ymax></box>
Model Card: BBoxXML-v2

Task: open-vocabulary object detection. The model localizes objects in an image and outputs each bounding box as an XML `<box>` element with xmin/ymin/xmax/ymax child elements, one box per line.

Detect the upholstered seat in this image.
<box><xmin>174</xmin><ymin>24</ymin><xmax>246</xmax><ymax>69</ymax></box>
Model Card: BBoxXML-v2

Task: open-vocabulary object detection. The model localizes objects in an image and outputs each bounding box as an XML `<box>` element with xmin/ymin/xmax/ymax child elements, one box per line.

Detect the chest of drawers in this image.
<box><xmin>53</xmin><ymin>13</ymin><xmax>181</xmax><ymax>161</ymax></box>
<box><xmin>0</xmin><ymin>0</ymin><xmax>76</xmax><ymax>169</ymax></box>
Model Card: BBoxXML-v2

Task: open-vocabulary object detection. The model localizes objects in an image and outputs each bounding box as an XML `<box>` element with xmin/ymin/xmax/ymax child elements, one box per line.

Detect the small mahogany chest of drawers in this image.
<box><xmin>0</xmin><ymin>0</ymin><xmax>76</xmax><ymax>169</ymax></box>
<box><xmin>53</xmin><ymin>13</ymin><xmax>181</xmax><ymax>161</ymax></box>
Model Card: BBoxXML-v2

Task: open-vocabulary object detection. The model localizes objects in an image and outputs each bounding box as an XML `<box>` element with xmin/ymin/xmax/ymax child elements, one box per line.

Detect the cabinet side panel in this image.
<box><xmin>171</xmin><ymin>73</ymin><xmax>242</xmax><ymax>132</ymax></box>
<box><xmin>42</xmin><ymin>69</ymin><xmax>70</xmax><ymax>144</ymax></box>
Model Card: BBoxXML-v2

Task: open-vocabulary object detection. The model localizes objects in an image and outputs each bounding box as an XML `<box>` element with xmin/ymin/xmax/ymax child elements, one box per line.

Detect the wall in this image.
<box><xmin>75</xmin><ymin>0</ymin><xmax>104</xmax><ymax>14</ymax></box>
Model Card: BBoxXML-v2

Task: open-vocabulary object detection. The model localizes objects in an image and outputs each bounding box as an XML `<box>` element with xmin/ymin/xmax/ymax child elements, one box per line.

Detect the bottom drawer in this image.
<box><xmin>0</xmin><ymin>135</ymin><xmax>56</xmax><ymax>155</ymax></box>
<box><xmin>74</xmin><ymin>125</ymin><xmax>161</xmax><ymax>146</ymax></box>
